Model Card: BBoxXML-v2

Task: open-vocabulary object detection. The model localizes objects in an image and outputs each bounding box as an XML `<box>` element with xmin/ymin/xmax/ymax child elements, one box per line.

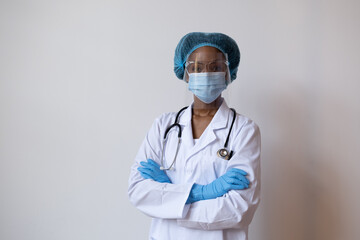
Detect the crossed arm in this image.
<box><xmin>128</xmin><ymin>115</ymin><xmax>261</xmax><ymax>230</ymax></box>
<box><xmin>138</xmin><ymin>159</ymin><xmax>250</xmax><ymax>204</ymax></box>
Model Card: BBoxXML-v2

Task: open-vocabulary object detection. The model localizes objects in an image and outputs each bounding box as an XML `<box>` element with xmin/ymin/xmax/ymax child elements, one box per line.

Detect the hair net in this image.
<box><xmin>174</xmin><ymin>32</ymin><xmax>240</xmax><ymax>82</ymax></box>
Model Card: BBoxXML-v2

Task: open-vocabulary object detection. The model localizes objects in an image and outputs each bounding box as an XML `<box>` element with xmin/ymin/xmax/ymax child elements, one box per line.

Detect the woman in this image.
<box><xmin>128</xmin><ymin>32</ymin><xmax>261</xmax><ymax>240</ymax></box>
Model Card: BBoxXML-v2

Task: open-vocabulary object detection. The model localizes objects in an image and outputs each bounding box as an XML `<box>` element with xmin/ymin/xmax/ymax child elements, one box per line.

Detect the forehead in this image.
<box><xmin>187</xmin><ymin>46</ymin><xmax>226</xmax><ymax>62</ymax></box>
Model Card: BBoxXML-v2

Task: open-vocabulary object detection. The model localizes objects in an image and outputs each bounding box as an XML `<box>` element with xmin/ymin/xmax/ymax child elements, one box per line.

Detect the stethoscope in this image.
<box><xmin>160</xmin><ymin>106</ymin><xmax>237</xmax><ymax>170</ymax></box>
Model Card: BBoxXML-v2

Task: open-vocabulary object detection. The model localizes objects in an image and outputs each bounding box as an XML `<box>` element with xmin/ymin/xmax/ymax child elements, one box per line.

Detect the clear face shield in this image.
<box><xmin>183</xmin><ymin>52</ymin><xmax>231</xmax><ymax>85</ymax></box>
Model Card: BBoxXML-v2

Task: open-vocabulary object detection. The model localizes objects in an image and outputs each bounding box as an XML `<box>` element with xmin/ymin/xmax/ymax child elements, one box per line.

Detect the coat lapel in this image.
<box><xmin>178</xmin><ymin>99</ymin><xmax>231</xmax><ymax>162</ymax></box>
<box><xmin>178</xmin><ymin>105</ymin><xmax>194</xmax><ymax>149</ymax></box>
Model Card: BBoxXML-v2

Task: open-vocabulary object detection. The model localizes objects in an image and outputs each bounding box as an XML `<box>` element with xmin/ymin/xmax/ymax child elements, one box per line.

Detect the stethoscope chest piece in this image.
<box><xmin>217</xmin><ymin>148</ymin><xmax>230</xmax><ymax>160</ymax></box>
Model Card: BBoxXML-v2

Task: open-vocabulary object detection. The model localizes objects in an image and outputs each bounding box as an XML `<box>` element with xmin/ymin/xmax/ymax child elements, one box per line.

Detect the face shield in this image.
<box><xmin>183</xmin><ymin>52</ymin><xmax>231</xmax><ymax>85</ymax></box>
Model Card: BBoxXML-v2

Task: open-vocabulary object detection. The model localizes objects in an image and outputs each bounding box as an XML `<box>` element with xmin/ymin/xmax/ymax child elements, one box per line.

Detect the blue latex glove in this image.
<box><xmin>186</xmin><ymin>168</ymin><xmax>249</xmax><ymax>204</ymax></box>
<box><xmin>137</xmin><ymin>159</ymin><xmax>172</xmax><ymax>183</ymax></box>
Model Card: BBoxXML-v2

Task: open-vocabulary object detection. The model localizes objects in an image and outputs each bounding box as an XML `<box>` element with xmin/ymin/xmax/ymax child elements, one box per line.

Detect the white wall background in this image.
<box><xmin>1</xmin><ymin>0</ymin><xmax>359</xmax><ymax>239</ymax></box>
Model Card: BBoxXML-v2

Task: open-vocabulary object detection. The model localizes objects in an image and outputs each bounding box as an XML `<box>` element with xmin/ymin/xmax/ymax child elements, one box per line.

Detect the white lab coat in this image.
<box><xmin>128</xmin><ymin>99</ymin><xmax>261</xmax><ymax>240</ymax></box>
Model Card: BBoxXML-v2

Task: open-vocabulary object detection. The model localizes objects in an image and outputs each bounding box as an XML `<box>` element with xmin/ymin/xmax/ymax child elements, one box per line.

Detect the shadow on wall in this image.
<box><xmin>257</xmin><ymin>81</ymin><xmax>340</xmax><ymax>240</ymax></box>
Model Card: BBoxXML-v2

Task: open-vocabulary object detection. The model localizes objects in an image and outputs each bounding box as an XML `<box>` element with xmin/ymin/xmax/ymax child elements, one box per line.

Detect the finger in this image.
<box><xmin>239</xmin><ymin>177</ymin><xmax>249</xmax><ymax>185</ymax></box>
<box><xmin>231</xmin><ymin>183</ymin><xmax>248</xmax><ymax>190</ymax></box>
<box><xmin>137</xmin><ymin>167</ymin><xmax>155</xmax><ymax>178</ymax></box>
<box><xmin>224</xmin><ymin>175</ymin><xmax>249</xmax><ymax>188</ymax></box>
<box><xmin>223</xmin><ymin>176</ymin><xmax>247</xmax><ymax>187</ymax></box>
<box><xmin>138</xmin><ymin>171</ymin><xmax>153</xmax><ymax>180</ymax></box>
<box><xmin>224</xmin><ymin>172</ymin><xmax>250</xmax><ymax>184</ymax></box>
<box><xmin>232</xmin><ymin>174</ymin><xmax>250</xmax><ymax>185</ymax></box>
<box><xmin>226</xmin><ymin>170</ymin><xmax>250</xmax><ymax>184</ymax></box>
<box><xmin>147</xmin><ymin>159</ymin><xmax>160</xmax><ymax>167</ymax></box>
<box><xmin>140</xmin><ymin>161</ymin><xmax>154</xmax><ymax>169</ymax></box>
<box><xmin>142</xmin><ymin>163</ymin><xmax>163</xmax><ymax>175</ymax></box>
<box><xmin>139</xmin><ymin>161</ymin><xmax>149</xmax><ymax>167</ymax></box>
<box><xmin>233</xmin><ymin>178</ymin><xmax>249</xmax><ymax>188</ymax></box>
<box><xmin>228</xmin><ymin>168</ymin><xmax>247</xmax><ymax>176</ymax></box>
<box><xmin>141</xmin><ymin>162</ymin><xmax>162</xmax><ymax>174</ymax></box>
<box><xmin>140</xmin><ymin>161</ymin><xmax>150</xmax><ymax>167</ymax></box>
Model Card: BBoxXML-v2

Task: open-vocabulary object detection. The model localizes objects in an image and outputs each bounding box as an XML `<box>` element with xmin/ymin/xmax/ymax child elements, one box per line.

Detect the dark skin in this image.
<box><xmin>191</xmin><ymin>96</ymin><xmax>222</xmax><ymax>139</ymax></box>
<box><xmin>185</xmin><ymin>46</ymin><xmax>227</xmax><ymax>139</ymax></box>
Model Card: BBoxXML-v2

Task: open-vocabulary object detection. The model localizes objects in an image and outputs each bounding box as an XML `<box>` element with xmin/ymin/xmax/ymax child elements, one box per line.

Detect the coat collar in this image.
<box><xmin>177</xmin><ymin>98</ymin><xmax>232</xmax><ymax>159</ymax></box>
<box><xmin>178</xmin><ymin>98</ymin><xmax>230</xmax><ymax>130</ymax></box>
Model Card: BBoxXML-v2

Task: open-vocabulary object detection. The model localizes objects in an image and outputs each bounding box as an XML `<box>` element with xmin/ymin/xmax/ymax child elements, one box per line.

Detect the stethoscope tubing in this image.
<box><xmin>160</xmin><ymin>106</ymin><xmax>236</xmax><ymax>170</ymax></box>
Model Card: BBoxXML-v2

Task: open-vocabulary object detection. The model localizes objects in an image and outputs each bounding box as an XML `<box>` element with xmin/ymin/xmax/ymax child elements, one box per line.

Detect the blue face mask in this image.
<box><xmin>188</xmin><ymin>72</ymin><xmax>227</xmax><ymax>104</ymax></box>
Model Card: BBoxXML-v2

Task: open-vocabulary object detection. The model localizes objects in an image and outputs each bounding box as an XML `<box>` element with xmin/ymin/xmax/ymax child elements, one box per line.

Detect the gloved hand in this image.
<box><xmin>186</xmin><ymin>168</ymin><xmax>249</xmax><ymax>204</ymax></box>
<box><xmin>137</xmin><ymin>159</ymin><xmax>172</xmax><ymax>183</ymax></box>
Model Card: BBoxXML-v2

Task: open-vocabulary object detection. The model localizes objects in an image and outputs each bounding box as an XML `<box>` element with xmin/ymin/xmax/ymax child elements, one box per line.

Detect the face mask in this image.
<box><xmin>188</xmin><ymin>72</ymin><xmax>227</xmax><ymax>104</ymax></box>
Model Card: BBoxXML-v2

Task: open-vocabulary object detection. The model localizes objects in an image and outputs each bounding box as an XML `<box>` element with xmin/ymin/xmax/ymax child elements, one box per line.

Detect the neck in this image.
<box><xmin>192</xmin><ymin>96</ymin><xmax>222</xmax><ymax>117</ymax></box>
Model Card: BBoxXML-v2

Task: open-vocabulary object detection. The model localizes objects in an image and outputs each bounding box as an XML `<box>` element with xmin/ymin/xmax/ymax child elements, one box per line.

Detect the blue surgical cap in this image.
<box><xmin>174</xmin><ymin>32</ymin><xmax>240</xmax><ymax>81</ymax></box>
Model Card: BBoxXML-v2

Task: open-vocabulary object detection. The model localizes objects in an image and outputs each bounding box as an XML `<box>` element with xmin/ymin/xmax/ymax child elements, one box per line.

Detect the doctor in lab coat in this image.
<box><xmin>128</xmin><ymin>32</ymin><xmax>261</xmax><ymax>240</ymax></box>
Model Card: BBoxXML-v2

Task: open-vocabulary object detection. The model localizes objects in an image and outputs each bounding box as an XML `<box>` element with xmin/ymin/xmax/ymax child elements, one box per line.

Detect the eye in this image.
<box><xmin>196</xmin><ymin>65</ymin><xmax>203</xmax><ymax>72</ymax></box>
<box><xmin>186</xmin><ymin>62</ymin><xmax>205</xmax><ymax>73</ymax></box>
<box><xmin>214</xmin><ymin>65</ymin><xmax>221</xmax><ymax>71</ymax></box>
<box><xmin>209</xmin><ymin>62</ymin><xmax>221</xmax><ymax>72</ymax></box>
